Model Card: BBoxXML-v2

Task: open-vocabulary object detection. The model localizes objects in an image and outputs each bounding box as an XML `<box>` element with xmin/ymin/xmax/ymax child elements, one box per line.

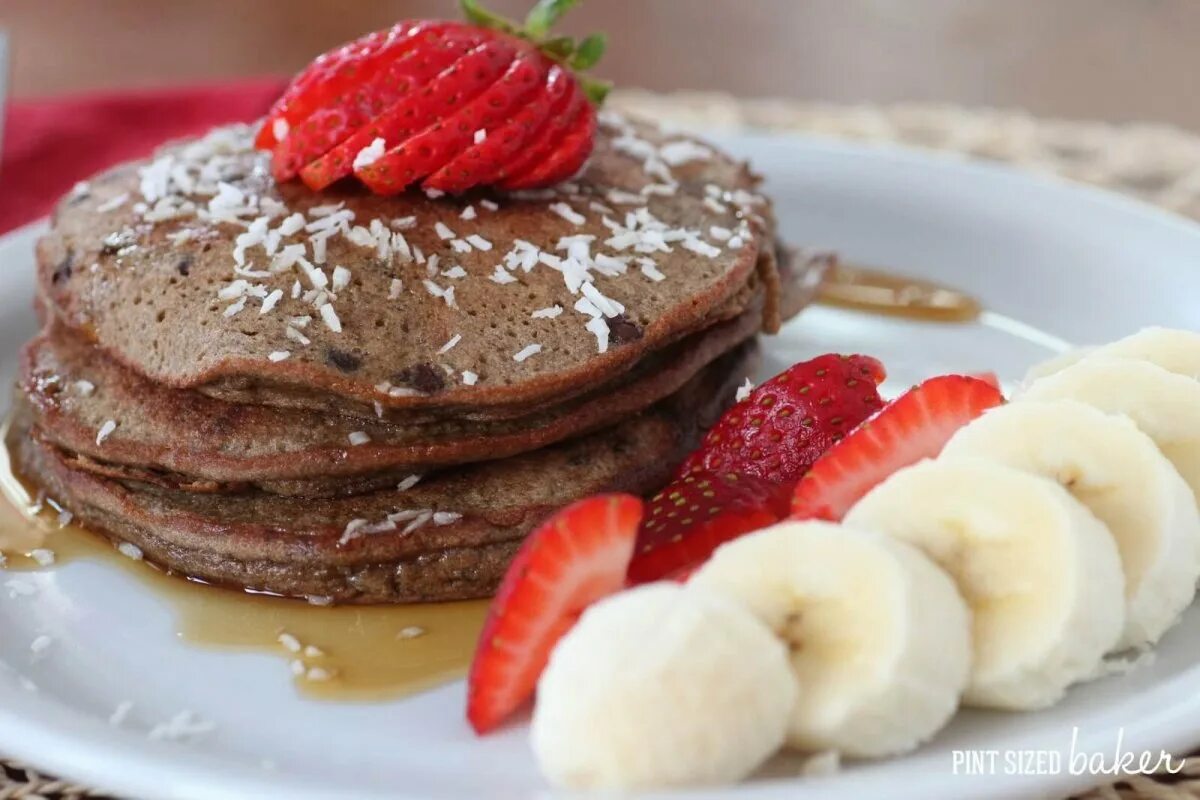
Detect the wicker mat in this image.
<box><xmin>5</xmin><ymin>93</ymin><xmax>1200</xmax><ymax>799</ymax></box>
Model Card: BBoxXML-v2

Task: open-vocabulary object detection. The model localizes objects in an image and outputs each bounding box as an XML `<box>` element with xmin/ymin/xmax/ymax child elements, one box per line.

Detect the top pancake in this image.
<box><xmin>37</xmin><ymin>113</ymin><xmax>779</xmax><ymax>414</ymax></box>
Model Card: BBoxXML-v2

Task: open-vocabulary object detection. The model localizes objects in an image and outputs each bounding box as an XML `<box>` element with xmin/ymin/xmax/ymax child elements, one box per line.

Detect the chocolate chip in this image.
<box><xmin>52</xmin><ymin>249</ymin><xmax>75</xmax><ymax>284</ymax></box>
<box><xmin>326</xmin><ymin>348</ymin><xmax>362</xmax><ymax>372</ymax></box>
<box><xmin>393</xmin><ymin>363</ymin><xmax>445</xmax><ymax>394</ymax></box>
<box><xmin>609</xmin><ymin>314</ymin><xmax>644</xmax><ymax>345</ymax></box>
<box><xmin>176</xmin><ymin>255</ymin><xmax>193</xmax><ymax>276</ymax></box>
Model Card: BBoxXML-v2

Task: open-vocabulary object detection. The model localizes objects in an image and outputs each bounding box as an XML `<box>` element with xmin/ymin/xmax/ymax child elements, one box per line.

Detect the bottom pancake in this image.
<box><xmin>11</xmin><ymin>342</ymin><xmax>757</xmax><ymax>603</ymax></box>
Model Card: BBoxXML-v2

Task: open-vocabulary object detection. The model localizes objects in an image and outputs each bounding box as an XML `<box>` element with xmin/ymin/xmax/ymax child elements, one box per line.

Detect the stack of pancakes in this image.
<box><xmin>11</xmin><ymin>114</ymin><xmax>824</xmax><ymax>603</ymax></box>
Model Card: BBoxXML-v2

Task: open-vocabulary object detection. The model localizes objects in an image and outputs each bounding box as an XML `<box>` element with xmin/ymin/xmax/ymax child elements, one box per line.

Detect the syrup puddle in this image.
<box><xmin>0</xmin><ymin>419</ymin><xmax>487</xmax><ymax>702</ymax></box>
<box><xmin>818</xmin><ymin>262</ymin><xmax>983</xmax><ymax>323</ymax></box>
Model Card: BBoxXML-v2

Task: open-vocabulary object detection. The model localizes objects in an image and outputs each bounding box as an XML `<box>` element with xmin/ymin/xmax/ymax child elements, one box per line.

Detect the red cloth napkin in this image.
<box><xmin>0</xmin><ymin>78</ymin><xmax>287</xmax><ymax>234</ymax></box>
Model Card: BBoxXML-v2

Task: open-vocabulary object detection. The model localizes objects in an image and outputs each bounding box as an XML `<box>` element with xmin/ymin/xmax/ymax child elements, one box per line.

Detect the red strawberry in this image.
<box><xmin>467</xmin><ymin>494</ymin><xmax>642</xmax><ymax>734</ymax></box>
<box><xmin>677</xmin><ymin>354</ymin><xmax>887</xmax><ymax>487</ymax></box>
<box><xmin>627</xmin><ymin>471</ymin><xmax>789</xmax><ymax>584</ymax></box>
<box><xmin>499</xmin><ymin>100</ymin><xmax>597</xmax><ymax>189</ymax></box>
<box><xmin>258</xmin><ymin>1</ymin><xmax>611</xmax><ymax>194</ymax></box>
<box><xmin>356</xmin><ymin>44</ymin><xmax>545</xmax><ymax>195</ymax></box>
<box><xmin>492</xmin><ymin>82</ymin><xmax>585</xmax><ymax>184</ymax></box>
<box><xmin>281</xmin><ymin>29</ymin><xmax>484</xmax><ymax>186</ymax></box>
<box><xmin>424</xmin><ymin>64</ymin><xmax>570</xmax><ymax>192</ymax></box>
<box><xmin>791</xmin><ymin>374</ymin><xmax>1005</xmax><ymax>522</ymax></box>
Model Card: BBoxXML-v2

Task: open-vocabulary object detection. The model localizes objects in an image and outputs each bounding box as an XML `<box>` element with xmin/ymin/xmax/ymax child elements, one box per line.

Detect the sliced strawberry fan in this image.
<box><xmin>791</xmin><ymin>374</ymin><xmax>1005</xmax><ymax>522</ymax></box>
<box><xmin>259</xmin><ymin>0</ymin><xmax>611</xmax><ymax>195</ymax></box>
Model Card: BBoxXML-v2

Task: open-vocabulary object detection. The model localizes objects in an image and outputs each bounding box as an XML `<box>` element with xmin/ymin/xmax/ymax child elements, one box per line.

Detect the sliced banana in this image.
<box><xmin>845</xmin><ymin>457</ymin><xmax>1125</xmax><ymax>710</ymax></box>
<box><xmin>532</xmin><ymin>583</ymin><xmax>795</xmax><ymax>790</ymax></box>
<box><xmin>1022</xmin><ymin>327</ymin><xmax>1200</xmax><ymax>386</ymax></box>
<box><xmin>1022</xmin><ymin>347</ymin><xmax>1094</xmax><ymax>387</ymax></box>
<box><xmin>944</xmin><ymin>400</ymin><xmax>1200</xmax><ymax>649</ymax></box>
<box><xmin>1020</xmin><ymin>357</ymin><xmax>1200</xmax><ymax>499</ymax></box>
<box><xmin>691</xmin><ymin>521</ymin><xmax>970</xmax><ymax>757</ymax></box>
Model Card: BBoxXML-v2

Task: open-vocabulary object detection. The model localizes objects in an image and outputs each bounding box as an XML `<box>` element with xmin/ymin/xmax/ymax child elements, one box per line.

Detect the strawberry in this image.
<box><xmin>677</xmin><ymin>354</ymin><xmax>887</xmax><ymax>487</ymax></box>
<box><xmin>492</xmin><ymin>81</ymin><xmax>585</xmax><ymax>184</ymax></box>
<box><xmin>355</xmin><ymin>43</ymin><xmax>542</xmax><ymax>195</ymax></box>
<box><xmin>424</xmin><ymin>64</ymin><xmax>570</xmax><ymax>192</ymax></box>
<box><xmin>280</xmin><ymin>28</ymin><xmax>485</xmax><ymax>185</ymax></box>
<box><xmin>791</xmin><ymin>374</ymin><xmax>1005</xmax><ymax>522</ymax></box>
<box><xmin>466</xmin><ymin>493</ymin><xmax>642</xmax><ymax>734</ymax></box>
<box><xmin>626</xmin><ymin>471</ymin><xmax>789</xmax><ymax>584</ymax></box>
<box><xmin>259</xmin><ymin>0</ymin><xmax>611</xmax><ymax>194</ymax></box>
<box><xmin>499</xmin><ymin>98</ymin><xmax>596</xmax><ymax>189</ymax></box>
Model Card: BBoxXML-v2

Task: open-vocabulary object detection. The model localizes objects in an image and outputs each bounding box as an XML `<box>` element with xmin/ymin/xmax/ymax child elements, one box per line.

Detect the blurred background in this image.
<box><xmin>5</xmin><ymin>0</ymin><xmax>1199</xmax><ymax>129</ymax></box>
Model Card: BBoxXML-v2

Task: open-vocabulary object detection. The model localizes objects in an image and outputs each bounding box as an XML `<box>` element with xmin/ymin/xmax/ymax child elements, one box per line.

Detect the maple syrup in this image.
<box><xmin>818</xmin><ymin>263</ymin><xmax>982</xmax><ymax>323</ymax></box>
<box><xmin>0</xmin><ymin>417</ymin><xmax>487</xmax><ymax>702</ymax></box>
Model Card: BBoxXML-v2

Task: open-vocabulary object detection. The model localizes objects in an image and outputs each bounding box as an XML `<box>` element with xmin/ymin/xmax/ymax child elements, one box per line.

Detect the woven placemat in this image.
<box><xmin>6</xmin><ymin>92</ymin><xmax>1200</xmax><ymax>799</ymax></box>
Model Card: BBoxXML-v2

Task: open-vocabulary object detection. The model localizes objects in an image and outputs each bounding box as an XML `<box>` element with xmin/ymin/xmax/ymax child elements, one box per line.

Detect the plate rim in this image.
<box><xmin>2</xmin><ymin>134</ymin><xmax>1200</xmax><ymax>800</ymax></box>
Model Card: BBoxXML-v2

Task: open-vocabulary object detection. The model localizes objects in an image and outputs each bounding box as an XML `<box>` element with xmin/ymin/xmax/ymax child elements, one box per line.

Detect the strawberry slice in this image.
<box><xmin>626</xmin><ymin>471</ymin><xmax>789</xmax><ymax>584</ymax></box>
<box><xmin>297</xmin><ymin>30</ymin><xmax>487</xmax><ymax>189</ymax></box>
<box><xmin>491</xmin><ymin>80</ymin><xmax>585</xmax><ymax>185</ymax></box>
<box><xmin>499</xmin><ymin>100</ymin><xmax>597</xmax><ymax>189</ymax></box>
<box><xmin>357</xmin><ymin>46</ymin><xmax>544</xmax><ymax>195</ymax></box>
<box><xmin>677</xmin><ymin>354</ymin><xmax>887</xmax><ymax>487</ymax></box>
<box><xmin>257</xmin><ymin>25</ymin><xmax>395</xmax><ymax>150</ymax></box>
<box><xmin>791</xmin><ymin>374</ymin><xmax>1005</xmax><ymax>521</ymax></box>
<box><xmin>467</xmin><ymin>494</ymin><xmax>643</xmax><ymax>734</ymax></box>
<box><xmin>424</xmin><ymin>64</ymin><xmax>570</xmax><ymax>192</ymax></box>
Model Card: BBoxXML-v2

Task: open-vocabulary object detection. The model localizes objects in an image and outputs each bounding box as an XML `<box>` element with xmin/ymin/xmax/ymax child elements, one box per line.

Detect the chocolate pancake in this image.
<box><xmin>37</xmin><ymin>114</ymin><xmax>780</xmax><ymax>416</ymax></box>
<box><xmin>13</xmin><ymin>342</ymin><xmax>756</xmax><ymax>603</ymax></box>
<box><xmin>23</xmin><ymin>299</ymin><xmax>763</xmax><ymax>494</ymax></box>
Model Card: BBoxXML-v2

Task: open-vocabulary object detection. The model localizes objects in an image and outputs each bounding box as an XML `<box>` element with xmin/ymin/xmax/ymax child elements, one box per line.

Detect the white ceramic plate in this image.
<box><xmin>3</xmin><ymin>135</ymin><xmax>1200</xmax><ymax>800</ymax></box>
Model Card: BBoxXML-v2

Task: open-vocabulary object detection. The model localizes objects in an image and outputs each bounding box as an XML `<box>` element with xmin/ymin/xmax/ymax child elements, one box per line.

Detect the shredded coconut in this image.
<box><xmin>434</xmin><ymin>221</ymin><xmax>456</xmax><ymax>240</ymax></box>
<box><xmin>531</xmin><ymin>305</ymin><xmax>563</xmax><ymax>319</ymax></box>
<box><xmin>96</xmin><ymin>420</ymin><xmax>117</xmax><ymax>445</ymax></box>
<box><xmin>319</xmin><ymin>303</ymin><xmax>342</xmax><ymax>333</ymax></box>
<box><xmin>438</xmin><ymin>333</ymin><xmax>462</xmax><ymax>354</ymax></box>
<box><xmin>462</xmin><ymin>371</ymin><xmax>479</xmax><ymax>385</ymax></box>
<box><xmin>268</xmin><ymin>351</ymin><xmax>290</xmax><ymax>362</ymax></box>
<box><xmin>348</xmin><ymin>431</ymin><xmax>371</xmax><ymax>446</ymax></box>
<box><xmin>513</xmin><ymin>344</ymin><xmax>542</xmax><ymax>362</ymax></box>
<box><xmin>118</xmin><ymin>542</ymin><xmax>144</xmax><ymax>560</ymax></box>
<box><xmin>549</xmin><ymin>202</ymin><xmax>586</xmax><ymax>225</ymax></box>
<box><xmin>352</xmin><ymin>137</ymin><xmax>387</xmax><ymax>170</ymax></box>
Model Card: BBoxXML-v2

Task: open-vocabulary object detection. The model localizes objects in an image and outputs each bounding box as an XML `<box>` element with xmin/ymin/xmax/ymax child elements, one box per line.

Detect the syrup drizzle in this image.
<box><xmin>0</xmin><ymin>417</ymin><xmax>487</xmax><ymax>702</ymax></box>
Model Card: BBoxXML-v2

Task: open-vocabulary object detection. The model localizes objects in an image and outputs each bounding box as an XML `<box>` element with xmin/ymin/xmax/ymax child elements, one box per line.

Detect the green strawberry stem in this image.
<box><xmin>459</xmin><ymin>0</ymin><xmax>611</xmax><ymax>104</ymax></box>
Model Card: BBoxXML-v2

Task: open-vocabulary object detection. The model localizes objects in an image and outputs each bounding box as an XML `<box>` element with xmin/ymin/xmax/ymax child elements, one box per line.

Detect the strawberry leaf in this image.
<box><xmin>570</xmin><ymin>33</ymin><xmax>606</xmax><ymax>70</ymax></box>
<box><xmin>524</xmin><ymin>0</ymin><xmax>582</xmax><ymax>38</ymax></box>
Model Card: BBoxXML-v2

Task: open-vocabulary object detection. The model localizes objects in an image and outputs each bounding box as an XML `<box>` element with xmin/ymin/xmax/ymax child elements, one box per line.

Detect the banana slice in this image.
<box><xmin>1022</xmin><ymin>347</ymin><xmax>1094</xmax><ymax>387</ymax></box>
<box><xmin>844</xmin><ymin>457</ymin><xmax>1125</xmax><ymax>710</ymax></box>
<box><xmin>1023</xmin><ymin>327</ymin><xmax>1200</xmax><ymax>386</ymax></box>
<box><xmin>531</xmin><ymin>583</ymin><xmax>795</xmax><ymax>790</ymax></box>
<box><xmin>1020</xmin><ymin>357</ymin><xmax>1200</xmax><ymax>499</ymax></box>
<box><xmin>943</xmin><ymin>400</ymin><xmax>1200</xmax><ymax>649</ymax></box>
<box><xmin>691</xmin><ymin>521</ymin><xmax>970</xmax><ymax>757</ymax></box>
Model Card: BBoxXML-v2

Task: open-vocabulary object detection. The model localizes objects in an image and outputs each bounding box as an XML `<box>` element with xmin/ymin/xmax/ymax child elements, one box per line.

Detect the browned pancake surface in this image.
<box><xmin>38</xmin><ymin>115</ymin><xmax>778</xmax><ymax>414</ymax></box>
<box><xmin>13</xmin><ymin>343</ymin><xmax>756</xmax><ymax>602</ymax></box>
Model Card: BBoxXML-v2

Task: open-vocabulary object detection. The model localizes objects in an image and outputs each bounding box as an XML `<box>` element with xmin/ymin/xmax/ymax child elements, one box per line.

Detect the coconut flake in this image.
<box><xmin>96</xmin><ymin>420</ymin><xmax>117</xmax><ymax>445</ymax></box>
<box><xmin>513</xmin><ymin>344</ymin><xmax>542</xmax><ymax>363</ymax></box>
<box><xmin>462</xmin><ymin>370</ymin><xmax>479</xmax><ymax>385</ymax></box>
<box><xmin>434</xmin><ymin>221</ymin><xmax>455</xmax><ymax>240</ymax></box>
<box><xmin>319</xmin><ymin>303</ymin><xmax>343</xmax><ymax>333</ymax></box>
<box><xmin>531</xmin><ymin>305</ymin><xmax>563</xmax><ymax>319</ymax></box>
<box><xmin>348</xmin><ymin>431</ymin><xmax>371</xmax><ymax>446</ymax></box>
<box><xmin>352</xmin><ymin>137</ymin><xmax>387</xmax><ymax>170</ymax></box>
<box><xmin>268</xmin><ymin>351</ymin><xmax>290</xmax><ymax>362</ymax></box>
<box><xmin>549</xmin><ymin>202</ymin><xmax>586</xmax><ymax>225</ymax></box>
<box><xmin>438</xmin><ymin>333</ymin><xmax>463</xmax><ymax>354</ymax></box>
